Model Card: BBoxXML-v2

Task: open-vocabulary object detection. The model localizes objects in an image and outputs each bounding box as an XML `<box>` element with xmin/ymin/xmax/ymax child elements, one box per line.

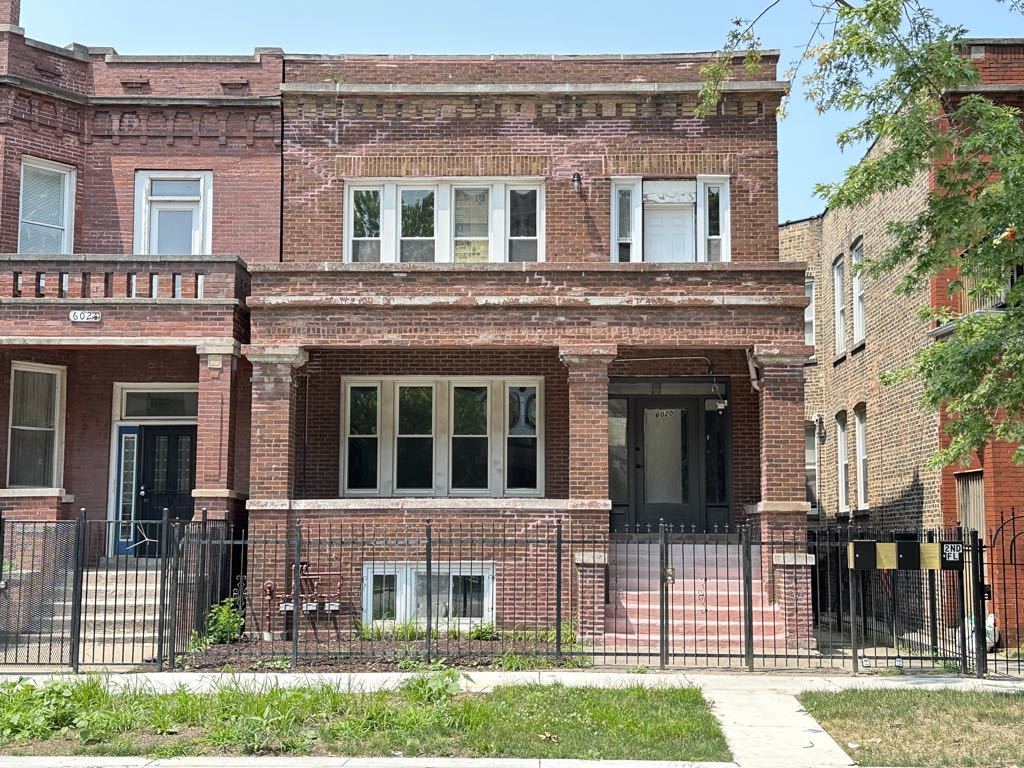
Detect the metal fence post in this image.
<box><xmin>425</xmin><ymin>522</ymin><xmax>433</xmax><ymax>665</ymax></box>
<box><xmin>69</xmin><ymin>508</ymin><xmax>87</xmax><ymax>673</ymax></box>
<box><xmin>195</xmin><ymin>508</ymin><xmax>209</xmax><ymax>634</ymax></box>
<box><xmin>658</xmin><ymin>519</ymin><xmax>668</xmax><ymax>670</ymax></box>
<box><xmin>926</xmin><ymin>530</ymin><xmax>939</xmax><ymax>658</ymax></box>
<box><xmin>848</xmin><ymin>566</ymin><xmax>859</xmax><ymax>675</ymax></box>
<box><xmin>292</xmin><ymin>523</ymin><xmax>301</xmax><ymax>668</ymax></box>
<box><xmin>167</xmin><ymin>519</ymin><xmax>183</xmax><ymax>669</ymax></box>
<box><xmin>956</xmin><ymin>526</ymin><xmax>969</xmax><ymax>675</ymax></box>
<box><xmin>741</xmin><ymin>525</ymin><xmax>755</xmax><ymax>671</ymax></box>
<box><xmin>970</xmin><ymin>529</ymin><xmax>987</xmax><ymax>678</ymax></box>
<box><xmin>156</xmin><ymin>507</ymin><xmax>170</xmax><ymax>671</ymax></box>
<box><xmin>555</xmin><ymin>521</ymin><xmax>563</xmax><ymax>665</ymax></box>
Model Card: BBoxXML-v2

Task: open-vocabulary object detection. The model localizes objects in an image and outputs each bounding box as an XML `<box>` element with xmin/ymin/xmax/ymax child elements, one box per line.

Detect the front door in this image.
<box><xmin>643</xmin><ymin>206</ymin><xmax>695</xmax><ymax>263</ymax></box>
<box><xmin>636</xmin><ymin>397</ymin><xmax>701</xmax><ymax>528</ymax></box>
<box><xmin>116</xmin><ymin>424</ymin><xmax>196</xmax><ymax>556</ymax></box>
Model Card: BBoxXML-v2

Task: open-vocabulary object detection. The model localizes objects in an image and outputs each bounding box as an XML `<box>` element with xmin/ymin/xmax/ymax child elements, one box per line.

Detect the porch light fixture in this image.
<box><xmin>571</xmin><ymin>172</ymin><xmax>583</xmax><ymax>195</ymax></box>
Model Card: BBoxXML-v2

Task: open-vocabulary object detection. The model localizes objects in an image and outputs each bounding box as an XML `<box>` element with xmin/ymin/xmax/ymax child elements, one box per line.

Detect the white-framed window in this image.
<box><xmin>611</xmin><ymin>176</ymin><xmax>730</xmax><ymax>263</ymax></box>
<box><xmin>341</xmin><ymin>377</ymin><xmax>543</xmax><ymax>497</ymax></box>
<box><xmin>805</xmin><ymin>423</ymin><xmax>818</xmax><ymax>512</ymax></box>
<box><xmin>7</xmin><ymin>361</ymin><xmax>66</xmax><ymax>488</ymax></box>
<box><xmin>836</xmin><ymin>411</ymin><xmax>849</xmax><ymax>514</ymax></box>
<box><xmin>361</xmin><ymin>561</ymin><xmax>495</xmax><ymax>628</ymax></box>
<box><xmin>833</xmin><ymin>256</ymin><xmax>847</xmax><ymax>356</ymax></box>
<box><xmin>344</xmin><ymin>179</ymin><xmax>545</xmax><ymax>264</ymax></box>
<box><xmin>805</xmin><ymin>278</ymin><xmax>815</xmax><ymax>347</ymax></box>
<box><xmin>851</xmin><ymin>237</ymin><xmax>866</xmax><ymax>343</ymax></box>
<box><xmin>854</xmin><ymin>405</ymin><xmax>868</xmax><ymax>510</ymax></box>
<box><xmin>19</xmin><ymin>157</ymin><xmax>75</xmax><ymax>254</ymax></box>
<box><xmin>697</xmin><ymin>176</ymin><xmax>731</xmax><ymax>262</ymax></box>
<box><xmin>133</xmin><ymin>171</ymin><xmax>213</xmax><ymax>256</ymax></box>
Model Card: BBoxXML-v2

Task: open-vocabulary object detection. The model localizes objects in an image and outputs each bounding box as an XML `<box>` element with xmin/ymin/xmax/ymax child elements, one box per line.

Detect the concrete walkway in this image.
<box><xmin>0</xmin><ymin>671</ymin><xmax>1020</xmax><ymax>768</ymax></box>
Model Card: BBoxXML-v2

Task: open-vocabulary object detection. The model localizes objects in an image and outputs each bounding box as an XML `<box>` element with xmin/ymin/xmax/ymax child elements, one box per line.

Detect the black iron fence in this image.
<box><xmin>0</xmin><ymin>510</ymin><xmax>1018</xmax><ymax>675</ymax></box>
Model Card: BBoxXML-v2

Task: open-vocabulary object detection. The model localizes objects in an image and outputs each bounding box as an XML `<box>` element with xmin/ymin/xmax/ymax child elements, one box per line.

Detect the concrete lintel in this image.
<box><xmin>0</xmin><ymin>487</ymin><xmax>64</xmax><ymax>498</ymax></box>
<box><xmin>0</xmin><ymin>336</ymin><xmax>238</xmax><ymax>348</ymax></box>
<box><xmin>559</xmin><ymin>343</ymin><xmax>618</xmax><ymax>368</ymax></box>
<box><xmin>754</xmin><ymin>501</ymin><xmax>813</xmax><ymax>515</ymax></box>
<box><xmin>281</xmin><ymin>79</ymin><xmax>790</xmax><ymax>97</ymax></box>
<box><xmin>0</xmin><ymin>298</ymin><xmax>242</xmax><ymax>308</ymax></box>
<box><xmin>248</xmin><ymin>261</ymin><xmax>808</xmax><ymax>275</ymax></box>
<box><xmin>192</xmin><ymin>488</ymin><xmax>247</xmax><ymax>500</ymax></box>
<box><xmin>247</xmin><ymin>294</ymin><xmax>807</xmax><ymax>309</ymax></box>
<box><xmin>196</xmin><ymin>341</ymin><xmax>241</xmax><ymax>357</ymax></box>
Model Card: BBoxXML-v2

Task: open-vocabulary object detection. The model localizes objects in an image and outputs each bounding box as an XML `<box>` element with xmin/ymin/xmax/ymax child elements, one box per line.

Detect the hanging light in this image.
<box><xmin>571</xmin><ymin>172</ymin><xmax>583</xmax><ymax>195</ymax></box>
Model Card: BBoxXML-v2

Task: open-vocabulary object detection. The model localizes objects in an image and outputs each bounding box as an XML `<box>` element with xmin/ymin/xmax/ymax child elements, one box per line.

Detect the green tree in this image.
<box><xmin>700</xmin><ymin>0</ymin><xmax>1024</xmax><ymax>465</ymax></box>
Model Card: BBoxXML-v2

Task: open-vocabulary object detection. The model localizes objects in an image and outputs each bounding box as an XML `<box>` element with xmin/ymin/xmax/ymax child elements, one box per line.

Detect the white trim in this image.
<box><xmin>851</xmin><ymin>237</ymin><xmax>865</xmax><ymax>344</ymax></box>
<box><xmin>18</xmin><ymin>156</ymin><xmax>76</xmax><ymax>254</ymax></box>
<box><xmin>133</xmin><ymin>170</ymin><xmax>213</xmax><ymax>256</ymax></box>
<box><xmin>854</xmin><ymin>406</ymin><xmax>868</xmax><ymax>511</ymax></box>
<box><xmin>360</xmin><ymin>560</ymin><xmax>495</xmax><ymax>627</ymax></box>
<box><xmin>833</xmin><ymin>257</ymin><xmax>847</xmax><ymax>356</ymax></box>
<box><xmin>805</xmin><ymin>278</ymin><xmax>815</xmax><ymax>347</ymax></box>
<box><xmin>344</xmin><ymin>178</ymin><xmax>545</xmax><ymax>264</ymax></box>
<box><xmin>610</xmin><ymin>177</ymin><xmax>643</xmax><ymax>263</ymax></box>
<box><xmin>339</xmin><ymin>376</ymin><xmax>544</xmax><ymax>498</ymax></box>
<box><xmin>696</xmin><ymin>175</ymin><xmax>731</xmax><ymax>263</ymax></box>
<box><xmin>6</xmin><ymin>361</ymin><xmax>66</xmax><ymax>490</ymax></box>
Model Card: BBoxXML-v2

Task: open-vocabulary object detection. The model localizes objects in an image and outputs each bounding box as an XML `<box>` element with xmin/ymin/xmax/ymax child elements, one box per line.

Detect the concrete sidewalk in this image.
<box><xmin>0</xmin><ymin>671</ymin><xmax>1019</xmax><ymax>768</ymax></box>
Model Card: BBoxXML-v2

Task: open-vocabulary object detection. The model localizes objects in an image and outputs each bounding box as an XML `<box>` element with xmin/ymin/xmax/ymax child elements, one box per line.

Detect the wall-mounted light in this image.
<box><xmin>571</xmin><ymin>172</ymin><xmax>583</xmax><ymax>195</ymax></box>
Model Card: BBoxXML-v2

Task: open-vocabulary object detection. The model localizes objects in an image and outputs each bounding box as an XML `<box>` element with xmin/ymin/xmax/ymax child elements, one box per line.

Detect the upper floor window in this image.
<box><xmin>851</xmin><ymin>238</ymin><xmax>866</xmax><ymax>343</ymax></box>
<box><xmin>134</xmin><ymin>171</ymin><xmax>213</xmax><ymax>256</ymax></box>
<box><xmin>854</xmin><ymin>405</ymin><xmax>868</xmax><ymax>510</ymax></box>
<box><xmin>805</xmin><ymin>422</ymin><xmax>818</xmax><ymax>512</ymax></box>
<box><xmin>833</xmin><ymin>256</ymin><xmax>847</xmax><ymax>356</ymax></box>
<box><xmin>611</xmin><ymin>176</ymin><xmax>730</xmax><ymax>263</ymax></box>
<box><xmin>805</xmin><ymin>278</ymin><xmax>815</xmax><ymax>346</ymax></box>
<box><xmin>19</xmin><ymin>157</ymin><xmax>75</xmax><ymax>254</ymax></box>
<box><xmin>7</xmin><ymin>361</ymin><xmax>65</xmax><ymax>488</ymax></box>
<box><xmin>345</xmin><ymin>180</ymin><xmax>545</xmax><ymax>264</ymax></box>
<box><xmin>836</xmin><ymin>410</ymin><xmax>849</xmax><ymax>514</ymax></box>
<box><xmin>342</xmin><ymin>377</ymin><xmax>543</xmax><ymax>497</ymax></box>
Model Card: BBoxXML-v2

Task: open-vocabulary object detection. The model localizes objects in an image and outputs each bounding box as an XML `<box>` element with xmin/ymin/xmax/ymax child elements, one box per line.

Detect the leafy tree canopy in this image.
<box><xmin>699</xmin><ymin>0</ymin><xmax>1024</xmax><ymax>465</ymax></box>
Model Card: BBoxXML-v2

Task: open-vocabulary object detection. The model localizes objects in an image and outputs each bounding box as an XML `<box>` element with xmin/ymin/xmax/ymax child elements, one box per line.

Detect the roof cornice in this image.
<box><xmin>281</xmin><ymin>80</ymin><xmax>790</xmax><ymax>97</ymax></box>
<box><xmin>0</xmin><ymin>74</ymin><xmax>281</xmax><ymax>107</ymax></box>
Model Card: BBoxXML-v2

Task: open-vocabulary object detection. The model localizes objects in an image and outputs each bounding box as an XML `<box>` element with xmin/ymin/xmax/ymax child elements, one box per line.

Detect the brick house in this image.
<box><xmin>1</xmin><ymin>0</ymin><xmax>811</xmax><ymax>640</ymax></box>
<box><xmin>780</xmin><ymin>38</ymin><xmax>1024</xmax><ymax>646</ymax></box>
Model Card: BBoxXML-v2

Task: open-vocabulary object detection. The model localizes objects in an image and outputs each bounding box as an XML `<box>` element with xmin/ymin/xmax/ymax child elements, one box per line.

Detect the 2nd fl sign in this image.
<box><xmin>68</xmin><ymin>309</ymin><xmax>102</xmax><ymax>323</ymax></box>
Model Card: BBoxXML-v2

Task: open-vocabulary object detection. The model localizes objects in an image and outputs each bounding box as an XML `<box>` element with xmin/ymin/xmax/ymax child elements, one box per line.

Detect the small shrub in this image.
<box><xmin>255</xmin><ymin>656</ymin><xmax>292</xmax><ymax>671</ymax></box>
<box><xmin>205</xmin><ymin>598</ymin><xmax>245</xmax><ymax>644</ymax></box>
<box><xmin>468</xmin><ymin>622</ymin><xmax>498</xmax><ymax>641</ymax></box>
<box><xmin>399</xmin><ymin>669</ymin><xmax>461</xmax><ymax>705</ymax></box>
<box><xmin>491</xmin><ymin>651</ymin><xmax>551</xmax><ymax>671</ymax></box>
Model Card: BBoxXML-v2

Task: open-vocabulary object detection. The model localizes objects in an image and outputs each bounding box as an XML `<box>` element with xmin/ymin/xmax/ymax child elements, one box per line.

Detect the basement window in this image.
<box><xmin>361</xmin><ymin>562</ymin><xmax>495</xmax><ymax>627</ymax></box>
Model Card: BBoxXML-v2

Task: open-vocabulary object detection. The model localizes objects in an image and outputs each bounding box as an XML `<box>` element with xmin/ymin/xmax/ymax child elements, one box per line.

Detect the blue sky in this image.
<box><xmin>23</xmin><ymin>1</ymin><xmax>1024</xmax><ymax>222</ymax></box>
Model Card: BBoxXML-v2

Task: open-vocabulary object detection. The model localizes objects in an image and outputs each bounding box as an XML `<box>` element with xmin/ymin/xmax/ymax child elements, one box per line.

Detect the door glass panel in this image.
<box><xmin>644</xmin><ymin>407</ymin><xmax>687</xmax><ymax>504</ymax></box>
<box><xmin>153</xmin><ymin>435</ymin><xmax>169</xmax><ymax>493</ymax></box>
<box><xmin>118</xmin><ymin>434</ymin><xmax>138</xmax><ymax>540</ymax></box>
<box><xmin>704</xmin><ymin>399</ymin><xmax>728</xmax><ymax>506</ymax></box>
<box><xmin>176</xmin><ymin>435</ymin><xmax>193</xmax><ymax>492</ymax></box>
<box><xmin>608</xmin><ymin>399</ymin><xmax>629</xmax><ymax>505</ymax></box>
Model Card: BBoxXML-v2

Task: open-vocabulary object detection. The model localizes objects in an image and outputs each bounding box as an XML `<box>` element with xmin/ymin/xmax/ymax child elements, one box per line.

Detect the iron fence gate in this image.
<box><xmin>0</xmin><ymin>511</ymin><xmax>1015</xmax><ymax>675</ymax></box>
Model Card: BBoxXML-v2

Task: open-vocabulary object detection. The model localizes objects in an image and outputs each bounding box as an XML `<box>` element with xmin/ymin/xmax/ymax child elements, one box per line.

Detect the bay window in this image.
<box><xmin>344</xmin><ymin>179</ymin><xmax>544</xmax><ymax>263</ymax></box>
<box><xmin>7</xmin><ymin>362</ymin><xmax>65</xmax><ymax>488</ymax></box>
<box><xmin>342</xmin><ymin>377</ymin><xmax>543</xmax><ymax>497</ymax></box>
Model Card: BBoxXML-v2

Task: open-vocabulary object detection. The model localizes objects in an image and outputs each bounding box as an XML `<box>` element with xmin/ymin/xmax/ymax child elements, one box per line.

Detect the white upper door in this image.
<box><xmin>643</xmin><ymin>205</ymin><xmax>695</xmax><ymax>263</ymax></box>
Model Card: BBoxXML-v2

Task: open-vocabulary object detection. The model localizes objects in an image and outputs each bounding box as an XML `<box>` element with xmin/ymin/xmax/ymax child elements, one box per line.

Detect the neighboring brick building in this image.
<box><xmin>781</xmin><ymin>39</ymin><xmax>1024</xmax><ymax>646</ymax></box>
<box><xmin>1</xmin><ymin>1</ymin><xmax>811</xmax><ymax>642</ymax></box>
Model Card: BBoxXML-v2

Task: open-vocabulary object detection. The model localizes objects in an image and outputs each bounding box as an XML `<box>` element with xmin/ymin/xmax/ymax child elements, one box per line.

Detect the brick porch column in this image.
<box><xmin>560</xmin><ymin>344</ymin><xmax>616</xmax><ymax>640</ymax></box>
<box><xmin>193</xmin><ymin>342</ymin><xmax>243</xmax><ymax>524</ymax></box>
<box><xmin>753</xmin><ymin>350</ymin><xmax>813</xmax><ymax>647</ymax></box>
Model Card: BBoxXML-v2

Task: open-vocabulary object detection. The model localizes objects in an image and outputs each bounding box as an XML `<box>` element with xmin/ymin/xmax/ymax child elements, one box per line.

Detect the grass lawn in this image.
<box><xmin>0</xmin><ymin>674</ymin><xmax>730</xmax><ymax>761</ymax></box>
<box><xmin>800</xmin><ymin>688</ymin><xmax>1024</xmax><ymax>767</ymax></box>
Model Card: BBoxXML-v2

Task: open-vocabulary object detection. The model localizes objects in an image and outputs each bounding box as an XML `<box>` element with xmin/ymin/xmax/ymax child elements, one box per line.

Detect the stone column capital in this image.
<box><xmin>244</xmin><ymin>345</ymin><xmax>309</xmax><ymax>368</ymax></box>
<box><xmin>559</xmin><ymin>344</ymin><xmax>618</xmax><ymax>369</ymax></box>
<box><xmin>196</xmin><ymin>341</ymin><xmax>241</xmax><ymax>358</ymax></box>
<box><xmin>752</xmin><ymin>344</ymin><xmax>813</xmax><ymax>368</ymax></box>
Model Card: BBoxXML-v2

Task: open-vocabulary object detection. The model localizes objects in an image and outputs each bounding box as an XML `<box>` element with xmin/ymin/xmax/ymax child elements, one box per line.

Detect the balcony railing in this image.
<box><xmin>0</xmin><ymin>254</ymin><xmax>249</xmax><ymax>302</ymax></box>
<box><xmin>958</xmin><ymin>265</ymin><xmax>1021</xmax><ymax>315</ymax></box>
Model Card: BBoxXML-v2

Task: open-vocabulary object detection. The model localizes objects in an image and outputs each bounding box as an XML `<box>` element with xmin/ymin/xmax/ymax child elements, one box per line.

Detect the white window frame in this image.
<box><xmin>696</xmin><ymin>175</ymin><xmax>731</xmax><ymax>263</ymax></box>
<box><xmin>836</xmin><ymin>411</ymin><xmax>849</xmax><ymax>514</ymax></box>
<box><xmin>854</xmin><ymin>406</ymin><xmax>868</xmax><ymax>511</ymax></box>
<box><xmin>343</xmin><ymin>178</ymin><xmax>545</xmax><ymax>264</ymax></box>
<box><xmin>393</xmin><ymin>381</ymin><xmax>437</xmax><ymax>495</ymax></box>
<box><xmin>805</xmin><ymin>278</ymin><xmax>816</xmax><ymax>347</ymax></box>
<box><xmin>805</xmin><ymin>422</ymin><xmax>818</xmax><ymax>513</ymax></box>
<box><xmin>451</xmin><ymin>185</ymin><xmax>492</xmax><ymax>264</ymax></box>
<box><xmin>133</xmin><ymin>170</ymin><xmax>213</xmax><ymax>256</ymax></box>
<box><xmin>398</xmin><ymin>186</ymin><xmax>438</xmax><ymax>264</ymax></box>
<box><xmin>506</xmin><ymin>185</ymin><xmax>544</xmax><ymax>263</ymax></box>
<box><xmin>360</xmin><ymin>561</ymin><xmax>495</xmax><ymax>628</ymax></box>
<box><xmin>851</xmin><ymin>237</ymin><xmax>866</xmax><ymax>344</ymax></box>
<box><xmin>19</xmin><ymin>156</ymin><xmax>76</xmax><ymax>254</ymax></box>
<box><xmin>6</xmin><ymin>361</ymin><xmax>67</xmax><ymax>489</ymax></box>
<box><xmin>610</xmin><ymin>177</ymin><xmax>643</xmax><ymax>262</ymax></box>
<box><xmin>833</xmin><ymin>256</ymin><xmax>847</xmax><ymax>356</ymax></box>
<box><xmin>340</xmin><ymin>376</ymin><xmax>544</xmax><ymax>498</ymax></box>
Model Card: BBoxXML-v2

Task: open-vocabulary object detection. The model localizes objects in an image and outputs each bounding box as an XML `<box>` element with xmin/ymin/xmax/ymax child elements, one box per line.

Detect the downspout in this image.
<box><xmin>745</xmin><ymin>349</ymin><xmax>762</xmax><ymax>392</ymax></box>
